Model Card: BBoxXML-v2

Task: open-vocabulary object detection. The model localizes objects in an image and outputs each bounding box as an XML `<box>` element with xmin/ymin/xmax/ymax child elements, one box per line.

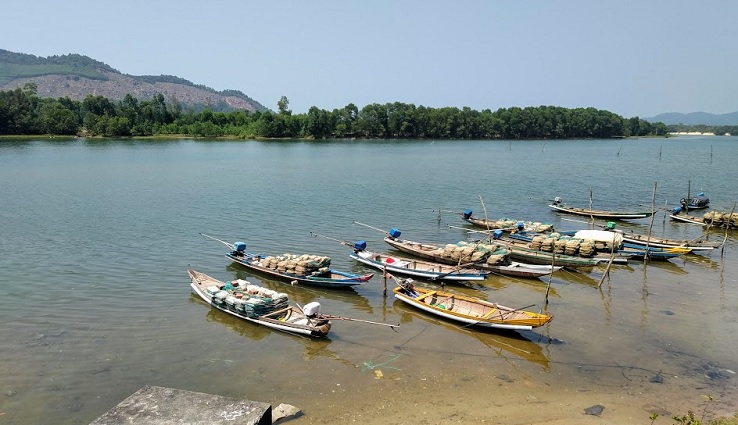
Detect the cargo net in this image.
<box><xmin>207</xmin><ymin>283</ymin><xmax>289</xmax><ymax>318</ymax></box>
<box><xmin>429</xmin><ymin>241</ymin><xmax>510</xmax><ymax>265</ymax></box>
<box><xmin>528</xmin><ymin>233</ymin><xmax>613</xmax><ymax>257</ymax></box>
<box><xmin>703</xmin><ymin>211</ymin><xmax>738</xmax><ymax>228</ymax></box>
<box><xmin>478</xmin><ymin>218</ymin><xmax>554</xmax><ymax>233</ymax></box>
<box><xmin>259</xmin><ymin>254</ymin><xmax>332</xmax><ymax>276</ymax></box>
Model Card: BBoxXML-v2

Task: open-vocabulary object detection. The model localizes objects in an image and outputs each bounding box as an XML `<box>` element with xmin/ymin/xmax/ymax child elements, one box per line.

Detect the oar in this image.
<box><xmin>322</xmin><ymin>314</ymin><xmax>399</xmax><ymax>329</ymax></box>
<box><xmin>200</xmin><ymin>233</ymin><xmax>235</xmax><ymax>249</ymax></box>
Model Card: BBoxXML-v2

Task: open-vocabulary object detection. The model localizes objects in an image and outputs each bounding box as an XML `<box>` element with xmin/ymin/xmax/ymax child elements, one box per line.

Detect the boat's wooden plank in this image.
<box><xmin>415</xmin><ymin>291</ymin><xmax>438</xmax><ymax>302</ymax></box>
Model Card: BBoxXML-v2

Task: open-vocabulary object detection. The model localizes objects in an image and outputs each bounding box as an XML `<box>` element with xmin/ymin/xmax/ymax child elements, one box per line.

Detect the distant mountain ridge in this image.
<box><xmin>0</xmin><ymin>49</ymin><xmax>267</xmax><ymax>112</ymax></box>
<box><xmin>646</xmin><ymin>111</ymin><xmax>738</xmax><ymax>126</ymax></box>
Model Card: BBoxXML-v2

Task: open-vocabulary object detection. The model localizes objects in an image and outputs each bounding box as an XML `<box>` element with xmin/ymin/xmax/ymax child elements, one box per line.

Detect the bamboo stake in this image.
<box><xmin>721</xmin><ymin>202</ymin><xmax>737</xmax><ymax>257</ymax></box>
<box><xmin>588</xmin><ymin>188</ymin><xmax>594</xmax><ymax>227</ymax></box>
<box><xmin>644</xmin><ymin>182</ymin><xmax>658</xmax><ymax>264</ymax></box>
<box><xmin>598</xmin><ymin>238</ymin><xmax>616</xmax><ymax>288</ymax></box>
<box><xmin>479</xmin><ymin>194</ymin><xmax>493</xmax><ymax>243</ymax></box>
<box><xmin>383</xmin><ymin>265</ymin><xmax>388</xmax><ymax>297</ymax></box>
<box><xmin>544</xmin><ymin>248</ymin><xmax>554</xmax><ymax>305</ymax></box>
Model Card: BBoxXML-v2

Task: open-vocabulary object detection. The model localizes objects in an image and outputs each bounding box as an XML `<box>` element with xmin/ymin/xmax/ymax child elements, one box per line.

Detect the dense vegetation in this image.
<box><xmin>0</xmin><ymin>84</ymin><xmax>668</xmax><ymax>139</ymax></box>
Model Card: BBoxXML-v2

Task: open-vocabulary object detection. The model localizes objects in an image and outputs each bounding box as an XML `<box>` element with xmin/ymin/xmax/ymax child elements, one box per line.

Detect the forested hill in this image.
<box><xmin>0</xmin><ymin>49</ymin><xmax>267</xmax><ymax>112</ymax></box>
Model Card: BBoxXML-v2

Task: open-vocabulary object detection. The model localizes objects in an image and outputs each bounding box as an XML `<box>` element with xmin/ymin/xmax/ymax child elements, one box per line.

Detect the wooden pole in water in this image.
<box><xmin>479</xmin><ymin>194</ymin><xmax>493</xmax><ymax>243</ymax></box>
<box><xmin>588</xmin><ymin>187</ymin><xmax>594</xmax><ymax>227</ymax></box>
<box><xmin>711</xmin><ymin>145</ymin><xmax>713</xmax><ymax>165</ymax></box>
<box><xmin>382</xmin><ymin>265</ymin><xmax>387</xmax><ymax>297</ymax></box>
<box><xmin>721</xmin><ymin>202</ymin><xmax>736</xmax><ymax>257</ymax></box>
<box><xmin>644</xmin><ymin>181</ymin><xmax>658</xmax><ymax>264</ymax></box>
<box><xmin>659</xmin><ymin>144</ymin><xmax>662</xmax><ymax>161</ymax></box>
<box><xmin>598</xmin><ymin>241</ymin><xmax>616</xmax><ymax>288</ymax></box>
<box><xmin>544</xmin><ymin>249</ymin><xmax>555</xmax><ymax>305</ymax></box>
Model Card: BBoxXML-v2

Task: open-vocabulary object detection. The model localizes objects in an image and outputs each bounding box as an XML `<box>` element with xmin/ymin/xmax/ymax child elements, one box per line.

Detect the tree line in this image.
<box><xmin>1</xmin><ymin>84</ymin><xmax>668</xmax><ymax>139</ymax></box>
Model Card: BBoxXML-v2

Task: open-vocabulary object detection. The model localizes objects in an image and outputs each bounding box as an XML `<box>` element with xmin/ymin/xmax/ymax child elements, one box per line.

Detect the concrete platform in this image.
<box><xmin>90</xmin><ymin>385</ymin><xmax>271</xmax><ymax>425</ymax></box>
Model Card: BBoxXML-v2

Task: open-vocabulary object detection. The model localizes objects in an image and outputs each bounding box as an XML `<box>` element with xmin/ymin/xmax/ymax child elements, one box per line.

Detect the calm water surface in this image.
<box><xmin>1</xmin><ymin>137</ymin><xmax>737</xmax><ymax>424</ymax></box>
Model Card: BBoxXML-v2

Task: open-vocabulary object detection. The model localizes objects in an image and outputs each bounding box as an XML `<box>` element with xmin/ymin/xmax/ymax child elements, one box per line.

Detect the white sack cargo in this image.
<box><xmin>573</xmin><ymin>230</ymin><xmax>623</xmax><ymax>246</ymax></box>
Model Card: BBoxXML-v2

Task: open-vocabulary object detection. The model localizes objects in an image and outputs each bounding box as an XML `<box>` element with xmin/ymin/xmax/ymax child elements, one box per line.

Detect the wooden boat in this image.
<box><xmin>618</xmin><ymin>245</ymin><xmax>691</xmax><ymax>261</ymax></box>
<box><xmin>455</xmin><ymin>209</ymin><xmax>554</xmax><ymax>233</ymax></box>
<box><xmin>188</xmin><ymin>269</ymin><xmax>332</xmax><ymax>338</ymax></box>
<box><xmin>478</xmin><ymin>261</ymin><xmax>562</xmax><ymax>278</ymax></box>
<box><xmin>391</xmin><ymin>276</ymin><xmax>553</xmax><ymax>331</ymax></box>
<box><xmin>382</xmin><ymin>235</ymin><xmax>561</xmax><ymax>277</ymax></box>
<box><xmin>227</xmin><ymin>250</ymin><xmax>373</xmax><ymax>288</ymax></box>
<box><xmin>503</xmin><ymin>244</ymin><xmax>605</xmax><ymax>268</ymax></box>
<box><xmin>202</xmin><ymin>234</ymin><xmax>373</xmax><ymax>288</ymax></box>
<box><xmin>549</xmin><ymin>197</ymin><xmax>653</xmax><ymax>220</ymax></box>
<box><xmin>680</xmin><ymin>193</ymin><xmax>710</xmax><ymax>210</ymax></box>
<box><xmin>669</xmin><ymin>210</ymin><xmax>738</xmax><ymax>230</ymax></box>
<box><xmin>449</xmin><ymin>225</ymin><xmax>604</xmax><ymax>268</ymax></box>
<box><xmin>614</xmin><ymin>229</ymin><xmax>721</xmax><ymax>251</ymax></box>
<box><xmin>350</xmin><ymin>248</ymin><xmax>488</xmax><ymax>282</ymax></box>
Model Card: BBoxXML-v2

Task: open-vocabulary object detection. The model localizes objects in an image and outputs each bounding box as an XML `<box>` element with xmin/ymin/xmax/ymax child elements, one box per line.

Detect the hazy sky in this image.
<box><xmin>3</xmin><ymin>1</ymin><xmax>736</xmax><ymax>117</ymax></box>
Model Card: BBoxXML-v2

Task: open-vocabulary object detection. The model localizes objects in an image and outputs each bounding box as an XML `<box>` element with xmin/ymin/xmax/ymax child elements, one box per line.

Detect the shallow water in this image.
<box><xmin>0</xmin><ymin>136</ymin><xmax>736</xmax><ymax>424</ymax></box>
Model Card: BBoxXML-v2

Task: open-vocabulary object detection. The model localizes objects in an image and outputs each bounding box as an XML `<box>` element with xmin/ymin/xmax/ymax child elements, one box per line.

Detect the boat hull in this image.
<box><xmin>188</xmin><ymin>269</ymin><xmax>331</xmax><ymax>338</ymax></box>
<box><xmin>392</xmin><ymin>286</ymin><xmax>552</xmax><ymax>331</ymax></box>
<box><xmin>227</xmin><ymin>253</ymin><xmax>373</xmax><ymax>288</ymax></box>
<box><xmin>549</xmin><ymin>203</ymin><xmax>652</xmax><ymax>219</ymax></box>
<box><xmin>350</xmin><ymin>251</ymin><xmax>487</xmax><ymax>282</ymax></box>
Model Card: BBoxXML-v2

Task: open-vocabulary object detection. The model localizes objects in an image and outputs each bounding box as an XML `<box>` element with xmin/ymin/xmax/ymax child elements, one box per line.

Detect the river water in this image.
<box><xmin>0</xmin><ymin>136</ymin><xmax>736</xmax><ymax>424</ymax></box>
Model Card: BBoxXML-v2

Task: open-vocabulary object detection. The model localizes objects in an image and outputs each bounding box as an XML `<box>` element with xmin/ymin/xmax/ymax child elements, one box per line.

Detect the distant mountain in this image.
<box><xmin>0</xmin><ymin>49</ymin><xmax>267</xmax><ymax>112</ymax></box>
<box><xmin>645</xmin><ymin>111</ymin><xmax>738</xmax><ymax>126</ymax></box>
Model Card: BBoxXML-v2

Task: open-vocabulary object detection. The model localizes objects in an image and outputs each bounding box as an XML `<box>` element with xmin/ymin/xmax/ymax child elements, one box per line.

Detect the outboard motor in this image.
<box><xmin>606</xmin><ymin>221</ymin><xmax>617</xmax><ymax>230</ymax></box>
<box><xmin>389</xmin><ymin>228</ymin><xmax>402</xmax><ymax>239</ymax></box>
<box><xmin>671</xmin><ymin>206</ymin><xmax>683</xmax><ymax>215</ymax></box>
<box><xmin>463</xmin><ymin>209</ymin><xmax>473</xmax><ymax>219</ymax></box>
<box><xmin>232</xmin><ymin>242</ymin><xmax>247</xmax><ymax>257</ymax></box>
<box><xmin>353</xmin><ymin>240</ymin><xmax>367</xmax><ymax>252</ymax></box>
<box><xmin>492</xmin><ymin>229</ymin><xmax>503</xmax><ymax>240</ymax></box>
<box><xmin>553</xmin><ymin>196</ymin><xmax>563</xmax><ymax>205</ymax></box>
<box><xmin>516</xmin><ymin>221</ymin><xmax>525</xmax><ymax>231</ymax></box>
<box><xmin>303</xmin><ymin>301</ymin><xmax>321</xmax><ymax>318</ymax></box>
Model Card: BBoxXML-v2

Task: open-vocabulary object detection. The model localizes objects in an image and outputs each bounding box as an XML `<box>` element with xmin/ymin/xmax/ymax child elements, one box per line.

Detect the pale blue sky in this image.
<box><xmin>3</xmin><ymin>1</ymin><xmax>736</xmax><ymax>117</ymax></box>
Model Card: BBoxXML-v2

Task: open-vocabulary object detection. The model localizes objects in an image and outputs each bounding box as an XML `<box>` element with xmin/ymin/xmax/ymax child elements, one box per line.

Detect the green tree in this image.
<box><xmin>38</xmin><ymin>100</ymin><xmax>79</xmax><ymax>135</ymax></box>
<box><xmin>277</xmin><ymin>96</ymin><xmax>291</xmax><ymax>115</ymax></box>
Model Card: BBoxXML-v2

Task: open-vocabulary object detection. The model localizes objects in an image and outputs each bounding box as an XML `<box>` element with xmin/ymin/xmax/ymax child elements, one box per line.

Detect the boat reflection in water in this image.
<box><xmin>193</xmin><ymin>297</ymin><xmax>352</xmax><ymax>364</ymax></box>
<box><xmin>393</xmin><ymin>303</ymin><xmax>555</xmax><ymax>371</ymax></box>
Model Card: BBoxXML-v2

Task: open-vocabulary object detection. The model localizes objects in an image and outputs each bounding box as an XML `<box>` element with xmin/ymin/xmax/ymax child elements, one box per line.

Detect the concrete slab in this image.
<box><xmin>90</xmin><ymin>385</ymin><xmax>271</xmax><ymax>425</ymax></box>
